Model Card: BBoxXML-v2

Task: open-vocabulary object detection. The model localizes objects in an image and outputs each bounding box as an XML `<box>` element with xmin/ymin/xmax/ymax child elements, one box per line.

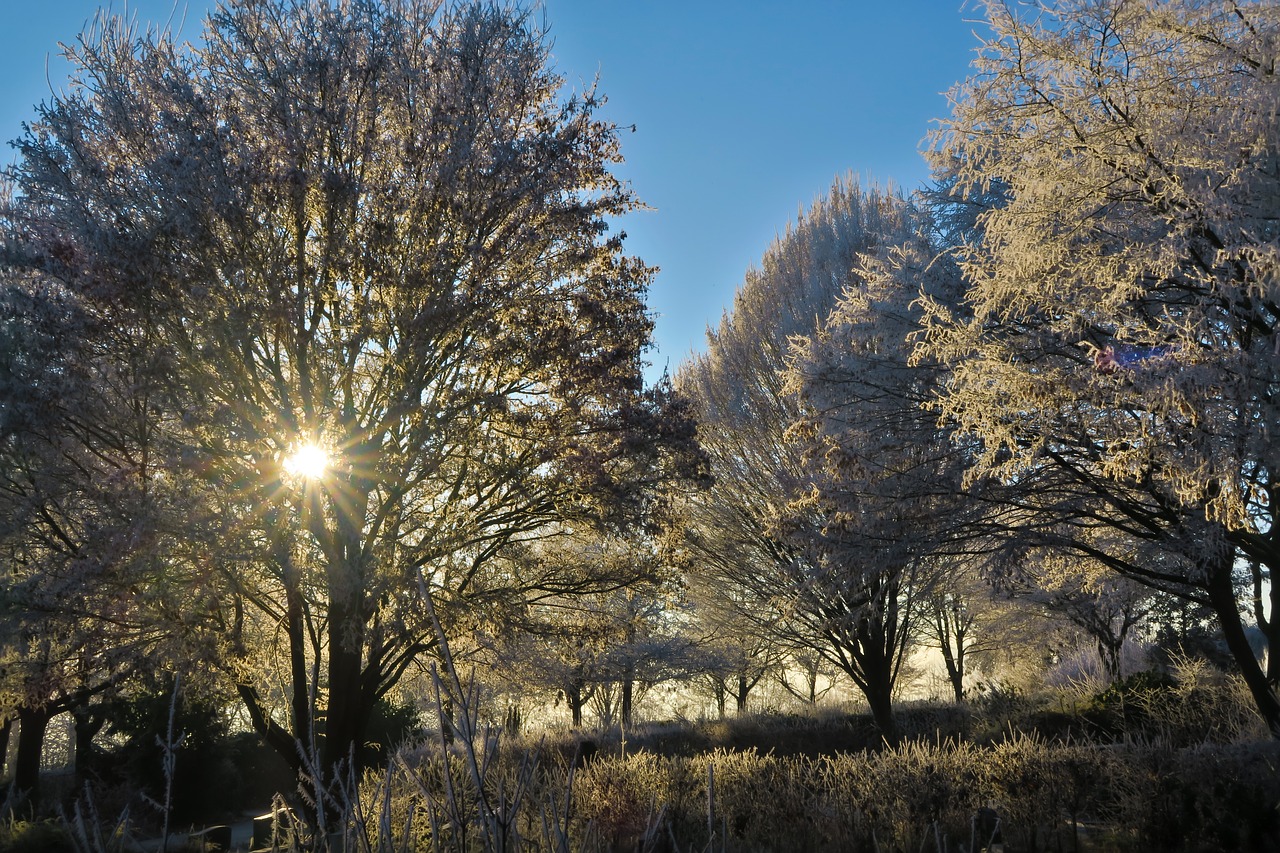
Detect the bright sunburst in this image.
<box><xmin>283</xmin><ymin>443</ymin><xmax>330</xmax><ymax>479</ymax></box>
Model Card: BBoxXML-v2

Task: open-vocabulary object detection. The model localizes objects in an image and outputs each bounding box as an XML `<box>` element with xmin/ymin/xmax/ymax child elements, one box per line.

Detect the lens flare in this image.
<box><xmin>283</xmin><ymin>443</ymin><xmax>329</xmax><ymax>479</ymax></box>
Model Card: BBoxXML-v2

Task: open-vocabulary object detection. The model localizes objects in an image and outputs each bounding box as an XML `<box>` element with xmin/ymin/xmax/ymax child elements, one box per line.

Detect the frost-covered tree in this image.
<box><xmin>3</xmin><ymin>0</ymin><xmax>692</xmax><ymax>807</ymax></box>
<box><xmin>780</xmin><ymin>200</ymin><xmax>991</xmax><ymax>733</ymax></box>
<box><xmin>920</xmin><ymin>0</ymin><xmax>1280</xmax><ymax>733</ymax></box>
<box><xmin>0</xmin><ymin>273</ymin><xmax>193</xmax><ymax>804</ymax></box>
<box><xmin>482</xmin><ymin>532</ymin><xmax>692</xmax><ymax>728</ymax></box>
<box><xmin>996</xmin><ymin>547</ymin><xmax>1153</xmax><ymax>683</ymax></box>
<box><xmin>677</xmin><ymin>177</ymin><xmax>924</xmax><ymax>740</ymax></box>
<box><xmin>683</xmin><ymin>574</ymin><xmax>783</xmax><ymax>717</ymax></box>
<box><xmin>916</xmin><ymin>565</ymin><xmax>1045</xmax><ymax>703</ymax></box>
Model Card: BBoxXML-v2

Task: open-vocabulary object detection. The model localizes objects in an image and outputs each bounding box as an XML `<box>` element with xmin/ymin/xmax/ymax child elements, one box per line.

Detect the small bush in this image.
<box><xmin>821</xmin><ymin>741</ymin><xmax>984</xmax><ymax>851</ymax></box>
<box><xmin>575</xmin><ymin>752</ymin><xmax>684</xmax><ymax>849</ymax></box>
<box><xmin>692</xmin><ymin>750</ymin><xmax>822</xmax><ymax>851</ymax></box>
<box><xmin>1084</xmin><ymin>663</ymin><xmax>1266</xmax><ymax>745</ymax></box>
<box><xmin>1118</xmin><ymin>741</ymin><xmax>1280</xmax><ymax>852</ymax></box>
<box><xmin>983</xmin><ymin>734</ymin><xmax>1126</xmax><ymax>851</ymax></box>
<box><xmin>0</xmin><ymin>819</ymin><xmax>75</xmax><ymax>853</ymax></box>
<box><xmin>896</xmin><ymin>701</ymin><xmax>972</xmax><ymax>743</ymax></box>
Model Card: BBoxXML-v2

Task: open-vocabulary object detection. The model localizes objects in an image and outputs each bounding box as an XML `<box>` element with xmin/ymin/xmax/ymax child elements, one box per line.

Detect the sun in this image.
<box><xmin>283</xmin><ymin>443</ymin><xmax>330</xmax><ymax>480</ymax></box>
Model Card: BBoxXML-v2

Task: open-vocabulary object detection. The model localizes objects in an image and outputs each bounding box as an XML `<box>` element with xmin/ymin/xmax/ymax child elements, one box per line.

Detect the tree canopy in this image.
<box><xmin>1</xmin><ymin>0</ymin><xmax>695</xmax><ymax>806</ymax></box>
<box><xmin>920</xmin><ymin>0</ymin><xmax>1280</xmax><ymax>732</ymax></box>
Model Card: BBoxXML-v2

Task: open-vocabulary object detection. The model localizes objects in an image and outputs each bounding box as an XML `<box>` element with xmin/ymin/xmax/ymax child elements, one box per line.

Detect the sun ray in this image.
<box><xmin>284</xmin><ymin>443</ymin><xmax>330</xmax><ymax>479</ymax></box>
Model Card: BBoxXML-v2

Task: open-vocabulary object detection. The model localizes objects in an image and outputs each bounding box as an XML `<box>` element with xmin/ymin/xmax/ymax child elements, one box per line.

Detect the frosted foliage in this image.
<box><xmin>675</xmin><ymin>179</ymin><xmax>928</xmax><ymax>738</ymax></box>
<box><xmin>1</xmin><ymin>0</ymin><xmax>677</xmax><ymax>789</ymax></box>
<box><xmin>684</xmin><ymin>177</ymin><xmax>913</xmax><ymax>427</ymax></box>
<box><xmin>676</xmin><ymin>179</ymin><xmax>916</xmax><ymax>599</ymax></box>
<box><xmin>922</xmin><ymin>0</ymin><xmax>1280</xmax><ymax>534</ymax></box>
<box><xmin>676</xmin><ymin>177</ymin><xmax>915</xmax><ymax>578</ymax></box>
<box><xmin>786</xmin><ymin>228</ymin><xmax>969</xmax><ymax>572</ymax></box>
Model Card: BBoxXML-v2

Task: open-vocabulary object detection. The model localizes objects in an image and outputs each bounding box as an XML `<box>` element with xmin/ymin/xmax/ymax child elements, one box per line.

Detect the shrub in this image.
<box><xmin>575</xmin><ymin>752</ymin><xmax>685</xmax><ymax>849</ymax></box>
<box><xmin>1118</xmin><ymin>741</ymin><xmax>1280</xmax><ymax>852</ymax></box>
<box><xmin>360</xmin><ymin>696</ymin><xmax>424</xmax><ymax>767</ymax></box>
<box><xmin>896</xmin><ymin>701</ymin><xmax>972</xmax><ymax>744</ymax></box>
<box><xmin>100</xmin><ymin>683</ymin><xmax>240</xmax><ymax>825</ymax></box>
<box><xmin>1086</xmin><ymin>662</ymin><xmax>1266</xmax><ymax>745</ymax></box>
<box><xmin>983</xmin><ymin>734</ymin><xmax>1126</xmax><ymax>852</ymax></box>
<box><xmin>821</xmin><ymin>741</ymin><xmax>984</xmax><ymax>852</ymax></box>
<box><xmin>0</xmin><ymin>819</ymin><xmax>75</xmax><ymax>853</ymax></box>
<box><xmin>692</xmin><ymin>750</ymin><xmax>821</xmax><ymax>852</ymax></box>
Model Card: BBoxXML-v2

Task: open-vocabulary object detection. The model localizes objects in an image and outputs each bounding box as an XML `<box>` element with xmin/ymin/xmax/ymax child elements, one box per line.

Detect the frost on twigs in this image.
<box><xmin>1</xmin><ymin>0</ymin><xmax>699</xmax><ymax>811</ymax></box>
<box><xmin>918</xmin><ymin>0</ymin><xmax>1280</xmax><ymax>734</ymax></box>
<box><xmin>922</xmin><ymin>0</ymin><xmax>1280</xmax><ymax>535</ymax></box>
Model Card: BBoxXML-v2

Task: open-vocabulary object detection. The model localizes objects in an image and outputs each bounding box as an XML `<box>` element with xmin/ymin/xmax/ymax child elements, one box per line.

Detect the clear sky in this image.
<box><xmin>0</xmin><ymin>1</ymin><xmax>985</xmax><ymax>379</ymax></box>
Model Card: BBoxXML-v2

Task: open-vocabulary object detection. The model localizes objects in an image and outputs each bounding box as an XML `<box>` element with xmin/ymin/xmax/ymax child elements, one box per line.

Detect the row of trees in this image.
<box><xmin>0</xmin><ymin>0</ymin><xmax>1276</xmax><ymax>822</ymax></box>
<box><xmin>674</xmin><ymin>0</ymin><xmax>1279</xmax><ymax>742</ymax></box>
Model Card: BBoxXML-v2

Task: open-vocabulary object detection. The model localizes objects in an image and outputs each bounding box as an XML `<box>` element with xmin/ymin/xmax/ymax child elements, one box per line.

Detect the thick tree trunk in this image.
<box><xmin>322</xmin><ymin>508</ymin><xmax>375</xmax><ymax>794</ymax></box>
<box><xmin>14</xmin><ymin>705</ymin><xmax>52</xmax><ymax>809</ymax></box>
<box><xmin>852</xmin><ymin>606</ymin><xmax>902</xmax><ymax>745</ymax></box>
<box><xmin>1207</xmin><ymin>564</ymin><xmax>1280</xmax><ymax>738</ymax></box>
<box><xmin>72</xmin><ymin>706</ymin><xmax>106</xmax><ymax>785</ymax></box>
<box><xmin>322</xmin><ymin>595</ymin><xmax>370</xmax><ymax>782</ymax></box>
<box><xmin>735</xmin><ymin>673</ymin><xmax>749</xmax><ymax>714</ymax></box>
<box><xmin>845</xmin><ymin>640</ymin><xmax>901</xmax><ymax>744</ymax></box>
<box><xmin>862</xmin><ymin>679</ymin><xmax>899</xmax><ymax>746</ymax></box>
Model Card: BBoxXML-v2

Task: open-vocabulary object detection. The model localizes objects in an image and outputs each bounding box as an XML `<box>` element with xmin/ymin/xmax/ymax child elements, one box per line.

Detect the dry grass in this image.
<box><xmin>46</xmin><ymin>661</ymin><xmax>1278</xmax><ymax>852</ymax></box>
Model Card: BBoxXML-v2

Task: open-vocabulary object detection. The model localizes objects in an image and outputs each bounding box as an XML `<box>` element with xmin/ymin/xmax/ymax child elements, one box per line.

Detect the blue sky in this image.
<box><xmin>0</xmin><ymin>1</ymin><xmax>985</xmax><ymax>378</ymax></box>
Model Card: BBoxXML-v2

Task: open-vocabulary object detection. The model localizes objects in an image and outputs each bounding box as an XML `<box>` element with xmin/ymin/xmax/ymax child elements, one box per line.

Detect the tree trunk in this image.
<box><xmin>845</xmin><ymin>643</ymin><xmax>901</xmax><ymax>745</ymax></box>
<box><xmin>321</xmin><ymin>511</ymin><xmax>375</xmax><ymax>798</ymax></box>
<box><xmin>1207</xmin><ymin>562</ymin><xmax>1280</xmax><ymax>738</ymax></box>
<box><xmin>735</xmin><ymin>673</ymin><xmax>749</xmax><ymax>714</ymax></box>
<box><xmin>322</xmin><ymin>594</ymin><xmax>371</xmax><ymax>785</ymax></box>
<box><xmin>567</xmin><ymin>680</ymin><xmax>585</xmax><ymax>728</ymax></box>
<box><xmin>863</xmin><ymin>679</ymin><xmax>899</xmax><ymax>746</ymax></box>
<box><xmin>939</xmin><ymin>633</ymin><xmax>964</xmax><ymax>704</ymax></box>
<box><xmin>284</xmin><ymin>582</ymin><xmax>313</xmax><ymax>746</ymax></box>
<box><xmin>621</xmin><ymin>662</ymin><xmax>635</xmax><ymax>727</ymax></box>
<box><xmin>0</xmin><ymin>717</ymin><xmax>11</xmax><ymax>782</ymax></box>
<box><xmin>853</xmin><ymin>611</ymin><xmax>901</xmax><ymax>745</ymax></box>
<box><xmin>1098</xmin><ymin>636</ymin><xmax>1123</xmax><ymax>683</ymax></box>
<box><xmin>1266</xmin><ymin>569</ymin><xmax>1280</xmax><ymax>687</ymax></box>
<box><xmin>72</xmin><ymin>706</ymin><xmax>106</xmax><ymax>784</ymax></box>
<box><xmin>14</xmin><ymin>705</ymin><xmax>52</xmax><ymax>810</ymax></box>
